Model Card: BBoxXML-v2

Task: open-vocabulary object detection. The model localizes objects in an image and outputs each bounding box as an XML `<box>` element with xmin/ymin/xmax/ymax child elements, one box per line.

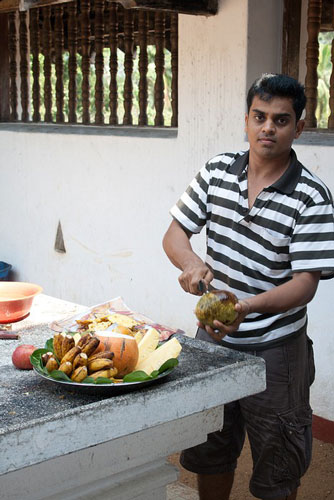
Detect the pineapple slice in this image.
<box><xmin>134</xmin><ymin>332</ymin><xmax>144</xmax><ymax>344</ymax></box>
<box><xmin>107</xmin><ymin>313</ymin><xmax>138</xmax><ymax>329</ymax></box>
<box><xmin>135</xmin><ymin>328</ymin><xmax>160</xmax><ymax>368</ymax></box>
<box><xmin>135</xmin><ymin>337</ymin><xmax>182</xmax><ymax>375</ymax></box>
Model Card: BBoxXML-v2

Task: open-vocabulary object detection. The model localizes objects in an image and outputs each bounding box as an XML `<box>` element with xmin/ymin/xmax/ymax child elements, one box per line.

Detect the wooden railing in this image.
<box><xmin>283</xmin><ymin>0</ymin><xmax>334</xmax><ymax>130</ymax></box>
<box><xmin>304</xmin><ymin>0</ymin><xmax>334</xmax><ymax>129</ymax></box>
<box><xmin>5</xmin><ymin>1</ymin><xmax>178</xmax><ymax>127</ymax></box>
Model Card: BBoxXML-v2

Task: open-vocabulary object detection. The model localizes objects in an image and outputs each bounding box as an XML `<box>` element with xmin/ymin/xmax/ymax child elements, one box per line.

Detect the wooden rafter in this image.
<box><xmin>0</xmin><ymin>0</ymin><xmax>219</xmax><ymax>15</ymax></box>
<box><xmin>116</xmin><ymin>0</ymin><xmax>218</xmax><ymax>15</ymax></box>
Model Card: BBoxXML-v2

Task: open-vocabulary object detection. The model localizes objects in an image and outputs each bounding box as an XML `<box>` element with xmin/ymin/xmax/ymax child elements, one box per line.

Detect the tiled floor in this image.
<box><xmin>167</xmin><ymin>482</ymin><xmax>199</xmax><ymax>500</ymax></box>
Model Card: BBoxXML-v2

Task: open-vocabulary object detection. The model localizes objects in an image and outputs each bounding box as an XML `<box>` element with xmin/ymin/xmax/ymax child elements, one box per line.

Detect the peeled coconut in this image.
<box><xmin>195</xmin><ymin>290</ymin><xmax>238</xmax><ymax>328</ymax></box>
<box><xmin>94</xmin><ymin>332</ymin><xmax>139</xmax><ymax>378</ymax></box>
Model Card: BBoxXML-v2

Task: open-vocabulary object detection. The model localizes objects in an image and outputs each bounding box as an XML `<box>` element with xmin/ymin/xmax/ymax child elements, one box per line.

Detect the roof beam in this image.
<box><xmin>118</xmin><ymin>0</ymin><xmax>218</xmax><ymax>15</ymax></box>
<box><xmin>0</xmin><ymin>0</ymin><xmax>219</xmax><ymax>14</ymax></box>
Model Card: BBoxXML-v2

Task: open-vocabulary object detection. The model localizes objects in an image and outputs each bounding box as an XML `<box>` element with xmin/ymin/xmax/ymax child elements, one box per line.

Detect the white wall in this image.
<box><xmin>1</xmin><ymin>0</ymin><xmax>334</xmax><ymax>421</ymax></box>
<box><xmin>293</xmin><ymin>146</ymin><xmax>334</xmax><ymax>420</ymax></box>
<box><xmin>0</xmin><ymin>0</ymin><xmax>249</xmax><ymax>330</ymax></box>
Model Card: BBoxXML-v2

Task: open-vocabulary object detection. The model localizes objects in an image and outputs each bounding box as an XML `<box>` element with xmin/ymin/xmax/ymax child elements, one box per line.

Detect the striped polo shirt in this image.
<box><xmin>170</xmin><ymin>149</ymin><xmax>334</xmax><ymax>348</ymax></box>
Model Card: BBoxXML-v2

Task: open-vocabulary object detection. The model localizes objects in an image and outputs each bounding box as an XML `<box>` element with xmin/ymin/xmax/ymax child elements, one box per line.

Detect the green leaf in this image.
<box><xmin>81</xmin><ymin>376</ymin><xmax>114</xmax><ymax>385</ymax></box>
<box><xmin>48</xmin><ymin>370</ymin><xmax>72</xmax><ymax>382</ymax></box>
<box><xmin>82</xmin><ymin>376</ymin><xmax>96</xmax><ymax>384</ymax></box>
<box><xmin>94</xmin><ymin>377</ymin><xmax>114</xmax><ymax>384</ymax></box>
<box><xmin>44</xmin><ymin>338</ymin><xmax>54</xmax><ymax>353</ymax></box>
<box><xmin>122</xmin><ymin>358</ymin><xmax>178</xmax><ymax>382</ymax></box>
<box><xmin>30</xmin><ymin>348</ymin><xmax>49</xmax><ymax>371</ymax></box>
<box><xmin>123</xmin><ymin>370</ymin><xmax>153</xmax><ymax>382</ymax></box>
<box><xmin>158</xmin><ymin>358</ymin><xmax>178</xmax><ymax>374</ymax></box>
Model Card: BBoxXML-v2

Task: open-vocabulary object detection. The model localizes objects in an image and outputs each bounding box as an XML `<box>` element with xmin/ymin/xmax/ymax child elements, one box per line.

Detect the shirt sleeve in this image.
<box><xmin>290</xmin><ymin>193</ymin><xmax>334</xmax><ymax>280</ymax></box>
<box><xmin>170</xmin><ymin>162</ymin><xmax>211</xmax><ymax>234</ymax></box>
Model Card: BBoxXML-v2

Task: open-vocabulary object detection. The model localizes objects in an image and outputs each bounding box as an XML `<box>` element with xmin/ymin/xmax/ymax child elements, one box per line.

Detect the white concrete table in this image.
<box><xmin>0</xmin><ymin>295</ymin><xmax>266</xmax><ymax>500</ymax></box>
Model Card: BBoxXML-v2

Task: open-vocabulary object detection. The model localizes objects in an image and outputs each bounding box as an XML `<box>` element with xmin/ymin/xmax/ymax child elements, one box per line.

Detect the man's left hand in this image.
<box><xmin>199</xmin><ymin>300</ymin><xmax>251</xmax><ymax>342</ymax></box>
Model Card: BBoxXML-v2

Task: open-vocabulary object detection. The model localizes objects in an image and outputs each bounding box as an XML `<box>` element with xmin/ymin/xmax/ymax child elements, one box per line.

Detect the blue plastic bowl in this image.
<box><xmin>0</xmin><ymin>262</ymin><xmax>12</xmax><ymax>281</ymax></box>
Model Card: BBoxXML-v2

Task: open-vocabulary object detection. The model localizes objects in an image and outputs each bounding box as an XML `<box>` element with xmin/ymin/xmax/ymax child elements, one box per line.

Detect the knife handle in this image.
<box><xmin>0</xmin><ymin>332</ymin><xmax>20</xmax><ymax>340</ymax></box>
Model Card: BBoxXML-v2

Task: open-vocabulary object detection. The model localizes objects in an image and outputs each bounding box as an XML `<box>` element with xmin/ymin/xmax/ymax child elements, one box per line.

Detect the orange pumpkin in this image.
<box><xmin>94</xmin><ymin>332</ymin><xmax>139</xmax><ymax>378</ymax></box>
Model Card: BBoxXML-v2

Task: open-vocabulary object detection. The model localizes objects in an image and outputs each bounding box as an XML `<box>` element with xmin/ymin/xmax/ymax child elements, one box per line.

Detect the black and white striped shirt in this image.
<box><xmin>170</xmin><ymin>149</ymin><xmax>334</xmax><ymax>348</ymax></box>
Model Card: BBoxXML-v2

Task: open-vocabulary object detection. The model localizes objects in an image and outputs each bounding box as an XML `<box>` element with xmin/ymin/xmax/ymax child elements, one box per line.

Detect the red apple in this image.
<box><xmin>12</xmin><ymin>344</ymin><xmax>36</xmax><ymax>370</ymax></box>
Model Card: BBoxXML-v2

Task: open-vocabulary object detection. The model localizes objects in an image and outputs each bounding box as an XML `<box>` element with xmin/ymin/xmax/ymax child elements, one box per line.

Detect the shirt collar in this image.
<box><xmin>228</xmin><ymin>149</ymin><xmax>302</xmax><ymax>194</ymax></box>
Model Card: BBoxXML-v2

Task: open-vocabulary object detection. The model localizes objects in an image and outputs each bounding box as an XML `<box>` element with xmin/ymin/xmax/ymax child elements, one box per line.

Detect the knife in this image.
<box><xmin>0</xmin><ymin>331</ymin><xmax>20</xmax><ymax>340</ymax></box>
<box><xmin>198</xmin><ymin>280</ymin><xmax>208</xmax><ymax>294</ymax></box>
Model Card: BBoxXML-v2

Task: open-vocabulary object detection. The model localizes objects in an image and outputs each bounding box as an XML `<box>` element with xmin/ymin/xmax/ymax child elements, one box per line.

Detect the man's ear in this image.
<box><xmin>295</xmin><ymin>119</ymin><xmax>305</xmax><ymax>139</ymax></box>
<box><xmin>245</xmin><ymin>113</ymin><xmax>249</xmax><ymax>133</ymax></box>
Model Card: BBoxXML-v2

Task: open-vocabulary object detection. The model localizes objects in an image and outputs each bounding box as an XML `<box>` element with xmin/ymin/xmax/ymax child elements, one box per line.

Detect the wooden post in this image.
<box><xmin>81</xmin><ymin>0</ymin><xmax>91</xmax><ymax>124</ymax></box>
<box><xmin>154</xmin><ymin>10</ymin><xmax>164</xmax><ymax>126</ymax></box>
<box><xmin>94</xmin><ymin>0</ymin><xmax>104</xmax><ymax>125</ymax></box>
<box><xmin>170</xmin><ymin>12</ymin><xmax>177</xmax><ymax>127</ymax></box>
<box><xmin>30</xmin><ymin>8</ymin><xmax>41</xmax><ymax>122</ymax></box>
<box><xmin>68</xmin><ymin>0</ymin><xmax>77</xmax><ymax>123</ymax></box>
<box><xmin>8</xmin><ymin>11</ymin><xmax>18</xmax><ymax>121</ymax></box>
<box><xmin>109</xmin><ymin>1</ymin><xmax>118</xmax><ymax>125</ymax></box>
<box><xmin>123</xmin><ymin>7</ymin><xmax>134</xmax><ymax>125</ymax></box>
<box><xmin>328</xmin><ymin>37</ymin><xmax>334</xmax><ymax>129</ymax></box>
<box><xmin>55</xmin><ymin>5</ymin><xmax>64</xmax><ymax>123</ymax></box>
<box><xmin>282</xmin><ymin>0</ymin><xmax>302</xmax><ymax>80</ymax></box>
<box><xmin>304</xmin><ymin>0</ymin><xmax>322</xmax><ymax>128</ymax></box>
<box><xmin>42</xmin><ymin>6</ymin><xmax>53</xmax><ymax>122</ymax></box>
<box><xmin>0</xmin><ymin>14</ymin><xmax>10</xmax><ymax>121</ymax></box>
<box><xmin>138</xmin><ymin>9</ymin><xmax>148</xmax><ymax>126</ymax></box>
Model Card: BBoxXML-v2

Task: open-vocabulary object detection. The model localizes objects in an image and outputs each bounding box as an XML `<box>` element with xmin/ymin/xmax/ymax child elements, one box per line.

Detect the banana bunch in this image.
<box><xmin>41</xmin><ymin>332</ymin><xmax>117</xmax><ymax>382</ymax></box>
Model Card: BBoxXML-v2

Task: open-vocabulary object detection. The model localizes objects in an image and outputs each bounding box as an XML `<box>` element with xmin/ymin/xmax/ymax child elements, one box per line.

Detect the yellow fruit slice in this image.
<box><xmin>107</xmin><ymin>313</ymin><xmax>138</xmax><ymax>329</ymax></box>
<box><xmin>134</xmin><ymin>332</ymin><xmax>144</xmax><ymax>344</ymax></box>
<box><xmin>135</xmin><ymin>328</ymin><xmax>160</xmax><ymax>368</ymax></box>
<box><xmin>135</xmin><ymin>337</ymin><xmax>182</xmax><ymax>375</ymax></box>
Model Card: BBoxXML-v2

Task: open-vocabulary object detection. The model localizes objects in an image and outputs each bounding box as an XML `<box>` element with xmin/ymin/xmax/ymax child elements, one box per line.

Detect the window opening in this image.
<box><xmin>283</xmin><ymin>0</ymin><xmax>334</xmax><ymax>131</ymax></box>
<box><xmin>5</xmin><ymin>1</ymin><xmax>178</xmax><ymax>127</ymax></box>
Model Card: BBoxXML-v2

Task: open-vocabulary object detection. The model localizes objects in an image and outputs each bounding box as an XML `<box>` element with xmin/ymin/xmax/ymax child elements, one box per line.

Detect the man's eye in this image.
<box><xmin>277</xmin><ymin>118</ymin><xmax>287</xmax><ymax>125</ymax></box>
<box><xmin>254</xmin><ymin>115</ymin><xmax>264</xmax><ymax>121</ymax></box>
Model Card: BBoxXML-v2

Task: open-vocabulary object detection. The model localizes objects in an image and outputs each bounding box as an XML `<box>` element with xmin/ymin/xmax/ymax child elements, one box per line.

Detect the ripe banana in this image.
<box><xmin>77</xmin><ymin>333</ymin><xmax>93</xmax><ymax>348</ymax></box>
<box><xmin>87</xmin><ymin>351</ymin><xmax>114</xmax><ymax>362</ymax></box>
<box><xmin>58</xmin><ymin>361</ymin><xmax>73</xmax><ymax>376</ymax></box>
<box><xmin>89</xmin><ymin>368</ymin><xmax>118</xmax><ymax>380</ymax></box>
<box><xmin>88</xmin><ymin>358</ymin><xmax>114</xmax><ymax>374</ymax></box>
<box><xmin>41</xmin><ymin>352</ymin><xmax>54</xmax><ymax>366</ymax></box>
<box><xmin>81</xmin><ymin>337</ymin><xmax>100</xmax><ymax>357</ymax></box>
<box><xmin>61</xmin><ymin>335</ymin><xmax>75</xmax><ymax>359</ymax></box>
<box><xmin>53</xmin><ymin>333</ymin><xmax>64</xmax><ymax>360</ymax></box>
<box><xmin>46</xmin><ymin>356</ymin><xmax>59</xmax><ymax>372</ymax></box>
<box><xmin>72</xmin><ymin>352</ymin><xmax>88</xmax><ymax>370</ymax></box>
<box><xmin>61</xmin><ymin>346</ymin><xmax>82</xmax><ymax>365</ymax></box>
<box><xmin>71</xmin><ymin>365</ymin><xmax>88</xmax><ymax>382</ymax></box>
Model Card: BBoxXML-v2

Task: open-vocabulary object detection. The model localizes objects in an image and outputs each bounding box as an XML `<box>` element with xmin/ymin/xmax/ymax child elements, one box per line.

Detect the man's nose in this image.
<box><xmin>262</xmin><ymin>119</ymin><xmax>275</xmax><ymax>134</ymax></box>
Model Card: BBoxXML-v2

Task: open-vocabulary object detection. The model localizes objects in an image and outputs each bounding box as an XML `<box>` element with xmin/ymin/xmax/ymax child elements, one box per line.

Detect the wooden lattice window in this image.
<box><xmin>2</xmin><ymin>1</ymin><xmax>178</xmax><ymax>127</ymax></box>
<box><xmin>283</xmin><ymin>0</ymin><xmax>334</xmax><ymax>130</ymax></box>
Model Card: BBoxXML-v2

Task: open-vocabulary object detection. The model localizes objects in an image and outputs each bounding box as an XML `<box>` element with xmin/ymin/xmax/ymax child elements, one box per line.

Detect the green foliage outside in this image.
<box><xmin>316</xmin><ymin>31</ymin><xmax>334</xmax><ymax>128</ymax></box>
<box><xmin>30</xmin><ymin>45</ymin><xmax>173</xmax><ymax>126</ymax></box>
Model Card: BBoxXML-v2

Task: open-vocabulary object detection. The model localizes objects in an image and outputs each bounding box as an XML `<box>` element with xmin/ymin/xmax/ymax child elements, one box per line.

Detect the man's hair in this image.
<box><xmin>247</xmin><ymin>73</ymin><xmax>306</xmax><ymax>121</ymax></box>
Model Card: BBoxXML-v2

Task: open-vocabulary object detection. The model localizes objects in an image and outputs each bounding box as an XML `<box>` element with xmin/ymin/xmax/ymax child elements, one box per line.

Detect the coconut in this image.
<box><xmin>195</xmin><ymin>290</ymin><xmax>238</xmax><ymax>328</ymax></box>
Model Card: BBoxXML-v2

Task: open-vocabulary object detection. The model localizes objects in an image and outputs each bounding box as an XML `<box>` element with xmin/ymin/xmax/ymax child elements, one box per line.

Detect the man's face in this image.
<box><xmin>245</xmin><ymin>95</ymin><xmax>304</xmax><ymax>160</ymax></box>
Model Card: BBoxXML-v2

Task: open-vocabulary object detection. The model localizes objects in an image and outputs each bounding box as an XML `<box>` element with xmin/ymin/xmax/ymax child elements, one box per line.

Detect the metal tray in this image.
<box><xmin>33</xmin><ymin>366</ymin><xmax>175</xmax><ymax>395</ymax></box>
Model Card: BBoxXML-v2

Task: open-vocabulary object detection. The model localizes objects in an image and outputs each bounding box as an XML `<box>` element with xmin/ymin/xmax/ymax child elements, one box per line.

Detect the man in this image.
<box><xmin>163</xmin><ymin>74</ymin><xmax>334</xmax><ymax>500</ymax></box>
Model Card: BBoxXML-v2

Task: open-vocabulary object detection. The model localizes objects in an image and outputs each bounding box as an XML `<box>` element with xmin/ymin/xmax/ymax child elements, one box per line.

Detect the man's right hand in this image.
<box><xmin>178</xmin><ymin>264</ymin><xmax>214</xmax><ymax>295</ymax></box>
<box><xmin>163</xmin><ymin>220</ymin><xmax>214</xmax><ymax>296</ymax></box>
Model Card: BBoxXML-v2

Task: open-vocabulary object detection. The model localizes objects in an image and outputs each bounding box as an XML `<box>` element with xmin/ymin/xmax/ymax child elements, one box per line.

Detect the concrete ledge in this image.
<box><xmin>0</xmin><ymin>122</ymin><xmax>178</xmax><ymax>139</ymax></box>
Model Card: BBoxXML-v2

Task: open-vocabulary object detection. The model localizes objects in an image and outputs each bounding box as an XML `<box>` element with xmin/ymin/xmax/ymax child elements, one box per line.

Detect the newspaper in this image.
<box><xmin>50</xmin><ymin>296</ymin><xmax>184</xmax><ymax>341</ymax></box>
